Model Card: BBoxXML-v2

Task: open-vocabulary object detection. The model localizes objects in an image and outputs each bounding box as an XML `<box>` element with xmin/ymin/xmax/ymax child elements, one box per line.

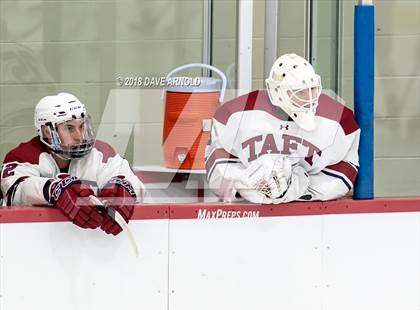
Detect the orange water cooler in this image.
<box><xmin>162</xmin><ymin>63</ymin><xmax>227</xmax><ymax>170</ymax></box>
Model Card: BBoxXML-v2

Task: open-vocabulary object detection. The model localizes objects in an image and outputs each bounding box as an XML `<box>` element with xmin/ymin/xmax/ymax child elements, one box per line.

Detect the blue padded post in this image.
<box><xmin>354</xmin><ymin>5</ymin><xmax>374</xmax><ymax>199</ymax></box>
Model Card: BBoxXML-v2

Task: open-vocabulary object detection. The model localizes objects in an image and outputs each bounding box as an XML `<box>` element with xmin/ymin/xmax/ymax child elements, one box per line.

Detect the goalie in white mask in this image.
<box><xmin>205</xmin><ymin>53</ymin><xmax>360</xmax><ymax>203</ymax></box>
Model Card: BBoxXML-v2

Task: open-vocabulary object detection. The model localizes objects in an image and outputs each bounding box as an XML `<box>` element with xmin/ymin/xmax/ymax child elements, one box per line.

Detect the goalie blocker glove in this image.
<box><xmin>98</xmin><ymin>176</ymin><xmax>137</xmax><ymax>235</ymax></box>
<box><xmin>48</xmin><ymin>174</ymin><xmax>104</xmax><ymax>229</ymax></box>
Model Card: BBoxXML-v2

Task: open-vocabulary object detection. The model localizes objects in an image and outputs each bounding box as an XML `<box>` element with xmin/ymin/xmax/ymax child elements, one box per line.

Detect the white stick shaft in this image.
<box><xmin>89</xmin><ymin>195</ymin><xmax>139</xmax><ymax>257</ymax></box>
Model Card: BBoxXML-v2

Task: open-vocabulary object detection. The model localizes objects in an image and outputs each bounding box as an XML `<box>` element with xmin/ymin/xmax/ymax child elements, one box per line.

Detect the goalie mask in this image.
<box><xmin>34</xmin><ymin>92</ymin><xmax>95</xmax><ymax>160</ymax></box>
<box><xmin>265</xmin><ymin>53</ymin><xmax>322</xmax><ymax>131</ymax></box>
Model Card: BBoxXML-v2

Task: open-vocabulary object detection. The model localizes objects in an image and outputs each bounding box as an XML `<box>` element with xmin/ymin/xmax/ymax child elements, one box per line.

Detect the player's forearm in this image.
<box><xmin>307</xmin><ymin>173</ymin><xmax>352</xmax><ymax>201</ymax></box>
<box><xmin>97</xmin><ymin>156</ymin><xmax>145</xmax><ymax>200</ymax></box>
<box><xmin>122</xmin><ymin>173</ymin><xmax>144</xmax><ymax>201</ymax></box>
<box><xmin>209</xmin><ymin>173</ymin><xmax>238</xmax><ymax>202</ymax></box>
<box><xmin>208</xmin><ymin>163</ymin><xmax>246</xmax><ymax>202</ymax></box>
<box><xmin>205</xmin><ymin>140</ymin><xmax>244</xmax><ymax>202</ymax></box>
<box><xmin>2</xmin><ymin>176</ymin><xmax>51</xmax><ymax>206</ymax></box>
<box><xmin>306</xmin><ymin>159</ymin><xmax>358</xmax><ymax>201</ymax></box>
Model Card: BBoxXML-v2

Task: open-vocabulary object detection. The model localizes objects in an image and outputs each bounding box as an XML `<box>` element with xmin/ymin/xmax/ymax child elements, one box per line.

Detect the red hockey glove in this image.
<box><xmin>49</xmin><ymin>174</ymin><xmax>104</xmax><ymax>229</ymax></box>
<box><xmin>98</xmin><ymin>176</ymin><xmax>136</xmax><ymax>235</ymax></box>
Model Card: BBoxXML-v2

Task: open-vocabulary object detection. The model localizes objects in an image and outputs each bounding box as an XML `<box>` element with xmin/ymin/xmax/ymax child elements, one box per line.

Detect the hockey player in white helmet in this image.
<box><xmin>35</xmin><ymin>92</ymin><xmax>96</xmax><ymax>161</ymax></box>
<box><xmin>206</xmin><ymin>53</ymin><xmax>360</xmax><ymax>204</ymax></box>
<box><xmin>1</xmin><ymin>93</ymin><xmax>144</xmax><ymax>235</ymax></box>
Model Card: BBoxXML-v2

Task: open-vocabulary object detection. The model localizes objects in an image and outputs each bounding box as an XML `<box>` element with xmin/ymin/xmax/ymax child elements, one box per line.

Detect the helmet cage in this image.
<box><xmin>40</xmin><ymin>115</ymin><xmax>95</xmax><ymax>160</ymax></box>
<box><xmin>280</xmin><ymin>75</ymin><xmax>322</xmax><ymax>112</ymax></box>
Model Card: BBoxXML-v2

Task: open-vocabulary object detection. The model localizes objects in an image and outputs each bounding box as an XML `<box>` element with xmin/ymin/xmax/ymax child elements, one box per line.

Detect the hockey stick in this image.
<box><xmin>89</xmin><ymin>195</ymin><xmax>139</xmax><ymax>257</ymax></box>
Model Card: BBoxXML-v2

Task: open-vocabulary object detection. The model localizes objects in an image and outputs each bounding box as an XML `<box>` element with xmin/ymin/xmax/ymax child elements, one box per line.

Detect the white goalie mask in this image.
<box><xmin>34</xmin><ymin>92</ymin><xmax>96</xmax><ymax>160</ymax></box>
<box><xmin>265</xmin><ymin>53</ymin><xmax>322</xmax><ymax>131</ymax></box>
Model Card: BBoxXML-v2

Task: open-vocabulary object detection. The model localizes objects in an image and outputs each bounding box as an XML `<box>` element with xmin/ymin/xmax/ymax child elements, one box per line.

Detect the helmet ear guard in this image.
<box><xmin>265</xmin><ymin>54</ymin><xmax>322</xmax><ymax>131</ymax></box>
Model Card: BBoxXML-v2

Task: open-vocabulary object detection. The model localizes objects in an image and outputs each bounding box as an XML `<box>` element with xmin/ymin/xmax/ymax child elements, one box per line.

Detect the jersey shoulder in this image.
<box><xmin>93</xmin><ymin>140</ymin><xmax>117</xmax><ymax>163</ymax></box>
<box><xmin>3</xmin><ymin>137</ymin><xmax>48</xmax><ymax>165</ymax></box>
<box><xmin>214</xmin><ymin>90</ymin><xmax>288</xmax><ymax>125</ymax></box>
<box><xmin>316</xmin><ymin>94</ymin><xmax>359</xmax><ymax>135</ymax></box>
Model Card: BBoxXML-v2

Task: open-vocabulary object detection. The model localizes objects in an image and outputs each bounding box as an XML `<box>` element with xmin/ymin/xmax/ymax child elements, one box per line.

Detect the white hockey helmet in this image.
<box><xmin>265</xmin><ymin>53</ymin><xmax>322</xmax><ymax>131</ymax></box>
<box><xmin>34</xmin><ymin>92</ymin><xmax>95</xmax><ymax>159</ymax></box>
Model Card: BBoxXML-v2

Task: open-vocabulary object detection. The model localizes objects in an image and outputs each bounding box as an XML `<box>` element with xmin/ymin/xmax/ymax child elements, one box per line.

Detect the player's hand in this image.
<box><xmin>234</xmin><ymin>154</ymin><xmax>292</xmax><ymax>203</ymax></box>
<box><xmin>98</xmin><ymin>176</ymin><xmax>136</xmax><ymax>235</ymax></box>
<box><xmin>49</xmin><ymin>174</ymin><xmax>104</xmax><ymax>229</ymax></box>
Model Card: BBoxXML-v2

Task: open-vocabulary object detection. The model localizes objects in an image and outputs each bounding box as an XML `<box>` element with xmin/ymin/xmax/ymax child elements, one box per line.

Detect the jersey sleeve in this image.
<box><xmin>307</xmin><ymin>127</ymin><xmax>360</xmax><ymax>201</ymax></box>
<box><xmin>205</xmin><ymin>118</ymin><xmax>246</xmax><ymax>202</ymax></box>
<box><xmin>0</xmin><ymin>160</ymin><xmax>51</xmax><ymax>206</ymax></box>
